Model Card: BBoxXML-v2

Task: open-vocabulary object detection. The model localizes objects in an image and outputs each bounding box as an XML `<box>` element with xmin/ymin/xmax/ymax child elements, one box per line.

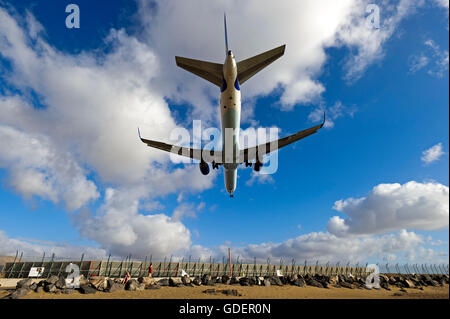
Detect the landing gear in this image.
<box><xmin>230</xmin><ymin>194</ymin><xmax>234</xmax><ymax>198</ymax></box>
<box><xmin>212</xmin><ymin>161</ymin><xmax>220</xmax><ymax>170</ymax></box>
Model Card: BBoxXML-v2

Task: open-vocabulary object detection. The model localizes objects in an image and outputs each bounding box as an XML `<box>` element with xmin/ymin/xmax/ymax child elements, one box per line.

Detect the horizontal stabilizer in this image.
<box><xmin>237</xmin><ymin>45</ymin><xmax>285</xmax><ymax>84</ymax></box>
<box><xmin>175</xmin><ymin>56</ymin><xmax>223</xmax><ymax>87</ymax></box>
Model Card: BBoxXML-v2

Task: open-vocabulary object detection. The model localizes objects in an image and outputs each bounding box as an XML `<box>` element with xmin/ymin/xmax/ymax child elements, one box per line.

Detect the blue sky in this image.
<box><xmin>0</xmin><ymin>0</ymin><xmax>448</xmax><ymax>264</ymax></box>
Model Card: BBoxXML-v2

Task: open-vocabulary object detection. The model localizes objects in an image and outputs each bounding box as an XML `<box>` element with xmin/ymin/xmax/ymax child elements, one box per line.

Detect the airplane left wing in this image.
<box><xmin>139</xmin><ymin>129</ymin><xmax>222</xmax><ymax>163</ymax></box>
<box><xmin>239</xmin><ymin>113</ymin><xmax>325</xmax><ymax>163</ymax></box>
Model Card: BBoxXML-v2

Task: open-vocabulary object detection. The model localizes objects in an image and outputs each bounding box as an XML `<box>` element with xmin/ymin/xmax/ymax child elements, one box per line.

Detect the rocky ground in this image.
<box><xmin>1</xmin><ymin>273</ymin><xmax>448</xmax><ymax>299</ymax></box>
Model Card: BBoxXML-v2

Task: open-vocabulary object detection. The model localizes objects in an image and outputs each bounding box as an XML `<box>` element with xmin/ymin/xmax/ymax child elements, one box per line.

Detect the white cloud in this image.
<box><xmin>308</xmin><ymin>101</ymin><xmax>356</xmax><ymax>128</ymax></box>
<box><xmin>215</xmin><ymin>229</ymin><xmax>443</xmax><ymax>263</ymax></box>
<box><xmin>411</xmin><ymin>40</ymin><xmax>449</xmax><ymax>77</ymax></box>
<box><xmin>0</xmin><ymin>230</ymin><xmax>108</xmax><ymax>259</ymax></box>
<box><xmin>408</xmin><ymin>54</ymin><xmax>429</xmax><ymax>73</ymax></box>
<box><xmin>137</xmin><ymin>0</ymin><xmax>422</xmax><ymax>113</ymax></box>
<box><xmin>421</xmin><ymin>142</ymin><xmax>445</xmax><ymax>164</ymax></box>
<box><xmin>0</xmin><ymin>124</ymin><xmax>99</xmax><ymax>210</ymax></box>
<box><xmin>434</xmin><ymin>0</ymin><xmax>449</xmax><ymax>9</ymax></box>
<box><xmin>245</xmin><ymin>171</ymin><xmax>275</xmax><ymax>186</ymax></box>
<box><xmin>0</xmin><ymin>3</ymin><xmax>447</xmax><ymax>261</ymax></box>
<box><xmin>72</xmin><ymin>188</ymin><xmax>192</xmax><ymax>258</ymax></box>
<box><xmin>328</xmin><ymin>181</ymin><xmax>449</xmax><ymax>236</ymax></box>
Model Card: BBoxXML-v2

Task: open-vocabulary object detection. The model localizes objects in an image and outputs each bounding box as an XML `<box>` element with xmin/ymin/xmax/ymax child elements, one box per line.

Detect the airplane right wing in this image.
<box><xmin>240</xmin><ymin>113</ymin><xmax>325</xmax><ymax>163</ymax></box>
<box><xmin>139</xmin><ymin>129</ymin><xmax>223</xmax><ymax>163</ymax></box>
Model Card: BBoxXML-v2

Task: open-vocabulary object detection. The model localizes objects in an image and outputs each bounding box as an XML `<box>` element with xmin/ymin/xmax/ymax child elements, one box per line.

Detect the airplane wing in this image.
<box><xmin>239</xmin><ymin>113</ymin><xmax>325</xmax><ymax>163</ymax></box>
<box><xmin>138</xmin><ymin>129</ymin><xmax>222</xmax><ymax>163</ymax></box>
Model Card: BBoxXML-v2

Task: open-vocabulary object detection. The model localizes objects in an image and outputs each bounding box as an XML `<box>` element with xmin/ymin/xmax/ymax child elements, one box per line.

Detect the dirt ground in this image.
<box><xmin>1</xmin><ymin>284</ymin><xmax>448</xmax><ymax>299</ymax></box>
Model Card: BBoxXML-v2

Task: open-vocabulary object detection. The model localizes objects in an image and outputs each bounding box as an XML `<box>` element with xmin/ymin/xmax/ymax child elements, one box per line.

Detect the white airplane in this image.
<box><xmin>139</xmin><ymin>15</ymin><xmax>325</xmax><ymax>197</ymax></box>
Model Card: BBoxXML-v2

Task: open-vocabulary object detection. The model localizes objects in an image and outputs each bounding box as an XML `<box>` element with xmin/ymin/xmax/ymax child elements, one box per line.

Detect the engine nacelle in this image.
<box><xmin>199</xmin><ymin>161</ymin><xmax>210</xmax><ymax>175</ymax></box>
<box><xmin>254</xmin><ymin>161</ymin><xmax>262</xmax><ymax>172</ymax></box>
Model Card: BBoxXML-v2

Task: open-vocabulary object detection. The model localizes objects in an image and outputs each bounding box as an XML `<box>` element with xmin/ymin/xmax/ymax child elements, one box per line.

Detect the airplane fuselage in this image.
<box><xmin>220</xmin><ymin>50</ymin><xmax>241</xmax><ymax>195</ymax></box>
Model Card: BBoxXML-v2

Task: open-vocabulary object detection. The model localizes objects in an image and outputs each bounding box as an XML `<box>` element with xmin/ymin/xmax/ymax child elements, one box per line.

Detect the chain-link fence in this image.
<box><xmin>1</xmin><ymin>251</ymin><xmax>449</xmax><ymax>279</ymax></box>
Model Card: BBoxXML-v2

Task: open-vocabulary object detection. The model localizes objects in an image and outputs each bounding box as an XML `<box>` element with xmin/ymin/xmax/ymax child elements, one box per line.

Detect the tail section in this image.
<box><xmin>237</xmin><ymin>45</ymin><xmax>285</xmax><ymax>84</ymax></box>
<box><xmin>224</xmin><ymin>13</ymin><xmax>229</xmax><ymax>54</ymax></box>
<box><xmin>175</xmin><ymin>56</ymin><xmax>223</xmax><ymax>87</ymax></box>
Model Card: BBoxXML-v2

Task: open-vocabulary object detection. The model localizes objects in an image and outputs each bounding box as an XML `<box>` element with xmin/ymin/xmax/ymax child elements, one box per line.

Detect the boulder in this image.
<box><xmin>201</xmin><ymin>274</ymin><xmax>212</xmax><ymax>285</ymax></box>
<box><xmin>35</xmin><ymin>286</ymin><xmax>44</xmax><ymax>293</ymax></box>
<box><xmin>7</xmin><ymin>287</ymin><xmax>30</xmax><ymax>299</ymax></box>
<box><xmin>239</xmin><ymin>277</ymin><xmax>250</xmax><ymax>286</ymax></box>
<box><xmin>29</xmin><ymin>283</ymin><xmax>37</xmax><ymax>291</ymax></box>
<box><xmin>380</xmin><ymin>282</ymin><xmax>390</xmax><ymax>290</ymax></box>
<box><xmin>125</xmin><ymin>279</ymin><xmax>140</xmax><ymax>291</ymax></box>
<box><xmin>269</xmin><ymin>276</ymin><xmax>283</xmax><ymax>286</ymax></box>
<box><xmin>158</xmin><ymin>278</ymin><xmax>170</xmax><ymax>286</ymax></box>
<box><xmin>329</xmin><ymin>275</ymin><xmax>339</xmax><ymax>285</ymax></box>
<box><xmin>181</xmin><ymin>275</ymin><xmax>191</xmax><ymax>285</ymax></box>
<box><xmin>16</xmin><ymin>278</ymin><xmax>33</xmax><ymax>289</ymax></box>
<box><xmin>79</xmin><ymin>284</ymin><xmax>97</xmax><ymax>294</ymax></box>
<box><xmin>55</xmin><ymin>276</ymin><xmax>67</xmax><ymax>289</ymax></box>
<box><xmin>62</xmin><ymin>289</ymin><xmax>76</xmax><ymax>294</ymax></box>
<box><xmin>249</xmin><ymin>277</ymin><xmax>258</xmax><ymax>286</ymax></box>
<box><xmin>192</xmin><ymin>277</ymin><xmax>202</xmax><ymax>286</ymax></box>
<box><xmin>263</xmin><ymin>279</ymin><xmax>271</xmax><ymax>287</ymax></box>
<box><xmin>293</xmin><ymin>278</ymin><xmax>306</xmax><ymax>287</ymax></box>
<box><xmin>47</xmin><ymin>275</ymin><xmax>59</xmax><ymax>285</ymax></box>
<box><xmin>44</xmin><ymin>284</ymin><xmax>57</xmax><ymax>293</ymax></box>
<box><xmin>89</xmin><ymin>276</ymin><xmax>107</xmax><ymax>291</ymax></box>
<box><xmin>339</xmin><ymin>281</ymin><xmax>354</xmax><ymax>289</ymax></box>
<box><xmin>307</xmin><ymin>279</ymin><xmax>324</xmax><ymax>288</ymax></box>
<box><xmin>230</xmin><ymin>277</ymin><xmax>239</xmax><ymax>285</ymax></box>
<box><xmin>221</xmin><ymin>275</ymin><xmax>230</xmax><ymax>284</ymax></box>
<box><xmin>403</xmin><ymin>280</ymin><xmax>415</xmax><ymax>288</ymax></box>
<box><xmin>169</xmin><ymin>277</ymin><xmax>183</xmax><ymax>287</ymax></box>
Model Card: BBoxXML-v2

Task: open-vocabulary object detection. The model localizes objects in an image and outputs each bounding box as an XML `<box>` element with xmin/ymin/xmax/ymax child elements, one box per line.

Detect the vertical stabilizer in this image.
<box><xmin>224</xmin><ymin>13</ymin><xmax>229</xmax><ymax>55</ymax></box>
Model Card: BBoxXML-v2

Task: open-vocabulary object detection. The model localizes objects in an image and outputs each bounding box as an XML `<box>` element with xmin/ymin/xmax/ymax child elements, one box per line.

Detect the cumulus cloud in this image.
<box><xmin>0</xmin><ymin>124</ymin><xmax>99</xmax><ymax>210</ymax></box>
<box><xmin>0</xmin><ymin>230</ymin><xmax>108</xmax><ymax>259</ymax></box>
<box><xmin>0</xmin><ymin>6</ymin><xmax>216</xmax><ymax>257</ymax></box>
<box><xmin>72</xmin><ymin>188</ymin><xmax>192</xmax><ymax>258</ymax></box>
<box><xmin>0</xmin><ymin>3</ymin><xmax>447</xmax><ymax>262</ymax></box>
<box><xmin>215</xmin><ymin>229</ymin><xmax>438</xmax><ymax>263</ymax></box>
<box><xmin>421</xmin><ymin>142</ymin><xmax>446</xmax><ymax>164</ymax></box>
<box><xmin>137</xmin><ymin>0</ymin><xmax>421</xmax><ymax>113</ymax></box>
<box><xmin>328</xmin><ymin>181</ymin><xmax>449</xmax><ymax>236</ymax></box>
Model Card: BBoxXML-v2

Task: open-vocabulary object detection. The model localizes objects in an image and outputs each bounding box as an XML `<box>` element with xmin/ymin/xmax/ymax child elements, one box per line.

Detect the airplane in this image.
<box><xmin>139</xmin><ymin>15</ymin><xmax>325</xmax><ymax>198</ymax></box>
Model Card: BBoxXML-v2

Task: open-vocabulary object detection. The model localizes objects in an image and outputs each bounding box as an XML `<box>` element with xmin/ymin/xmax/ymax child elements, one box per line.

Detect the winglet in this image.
<box><xmin>137</xmin><ymin>127</ymin><xmax>142</xmax><ymax>140</ymax></box>
<box><xmin>321</xmin><ymin>111</ymin><xmax>326</xmax><ymax>128</ymax></box>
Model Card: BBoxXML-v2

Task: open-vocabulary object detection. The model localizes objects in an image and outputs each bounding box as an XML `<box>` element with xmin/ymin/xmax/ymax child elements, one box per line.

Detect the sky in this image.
<box><xmin>0</xmin><ymin>0</ymin><xmax>448</xmax><ymax>265</ymax></box>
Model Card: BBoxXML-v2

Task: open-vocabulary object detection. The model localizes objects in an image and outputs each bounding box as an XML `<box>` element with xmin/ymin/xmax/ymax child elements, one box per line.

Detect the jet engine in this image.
<box><xmin>199</xmin><ymin>161</ymin><xmax>210</xmax><ymax>175</ymax></box>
